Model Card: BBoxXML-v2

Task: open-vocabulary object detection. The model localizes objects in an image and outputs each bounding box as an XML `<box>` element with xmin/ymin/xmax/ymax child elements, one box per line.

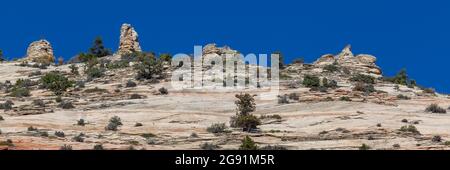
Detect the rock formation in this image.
<box><xmin>24</xmin><ymin>39</ymin><xmax>55</xmax><ymax>64</ymax></box>
<box><xmin>313</xmin><ymin>45</ymin><xmax>382</xmax><ymax>76</ymax></box>
<box><xmin>118</xmin><ymin>23</ymin><xmax>141</xmax><ymax>55</ymax></box>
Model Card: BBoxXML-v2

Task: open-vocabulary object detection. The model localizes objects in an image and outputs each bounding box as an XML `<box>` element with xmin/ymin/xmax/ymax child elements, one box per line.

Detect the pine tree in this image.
<box><xmin>89</xmin><ymin>37</ymin><xmax>111</xmax><ymax>58</ymax></box>
<box><xmin>239</xmin><ymin>136</ymin><xmax>258</xmax><ymax>150</ymax></box>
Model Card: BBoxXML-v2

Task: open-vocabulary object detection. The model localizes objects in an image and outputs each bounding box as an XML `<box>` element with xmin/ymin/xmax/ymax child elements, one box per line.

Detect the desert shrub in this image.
<box><xmin>384</xmin><ymin>69</ymin><xmax>416</xmax><ymax>87</ymax></box>
<box><xmin>302</xmin><ymin>75</ymin><xmax>321</xmax><ymax>88</ymax></box>
<box><xmin>339</xmin><ymin>96</ymin><xmax>352</xmax><ymax>101</ymax></box>
<box><xmin>350</xmin><ymin>74</ymin><xmax>375</xmax><ymax>84</ymax></box>
<box><xmin>134</xmin><ymin>123</ymin><xmax>143</xmax><ymax>127</ymax></box>
<box><xmin>58</xmin><ymin>100</ymin><xmax>75</xmax><ymax>109</ymax></box>
<box><xmin>0</xmin><ymin>49</ymin><xmax>4</xmax><ymax>61</ymax></box>
<box><xmin>206</xmin><ymin>123</ymin><xmax>228</xmax><ymax>134</ymax></box>
<box><xmin>85</xmin><ymin>66</ymin><xmax>106</xmax><ymax>81</ymax></box>
<box><xmin>288</xmin><ymin>93</ymin><xmax>299</xmax><ymax>101</ymax></box>
<box><xmin>10</xmin><ymin>87</ymin><xmax>31</xmax><ymax>97</ymax></box>
<box><xmin>77</xmin><ymin>119</ymin><xmax>86</xmax><ymax>126</ymax></box>
<box><xmin>141</xmin><ymin>133</ymin><xmax>157</xmax><ymax>139</ymax></box>
<box><xmin>134</xmin><ymin>52</ymin><xmax>164</xmax><ymax>80</ymax></box>
<box><xmin>40</xmin><ymin>131</ymin><xmax>49</xmax><ymax>137</ymax></box>
<box><xmin>432</xmin><ymin>135</ymin><xmax>442</xmax><ymax>143</ymax></box>
<box><xmin>353</xmin><ymin>83</ymin><xmax>376</xmax><ymax>93</ymax></box>
<box><xmin>159</xmin><ymin>53</ymin><xmax>172</xmax><ymax>64</ymax></box>
<box><xmin>0</xmin><ymin>116</ymin><xmax>3</xmax><ymax>121</ymax></box>
<box><xmin>33</xmin><ymin>99</ymin><xmax>46</xmax><ymax>107</ymax></box>
<box><xmin>29</xmin><ymin>70</ymin><xmax>42</xmax><ymax>77</ymax></box>
<box><xmin>69</xmin><ymin>64</ymin><xmax>79</xmax><ymax>75</ymax></box>
<box><xmin>60</xmin><ymin>144</ymin><xmax>73</xmax><ymax>150</ymax></box>
<box><xmin>190</xmin><ymin>132</ymin><xmax>199</xmax><ymax>138</ymax></box>
<box><xmin>260</xmin><ymin>114</ymin><xmax>282</xmax><ymax>120</ymax></box>
<box><xmin>278</xmin><ymin>94</ymin><xmax>289</xmax><ymax>104</ymax></box>
<box><xmin>55</xmin><ymin>96</ymin><xmax>63</xmax><ymax>103</ymax></box>
<box><xmin>399</xmin><ymin>125</ymin><xmax>420</xmax><ymax>134</ymax></box>
<box><xmin>401</xmin><ymin>119</ymin><xmax>408</xmax><ymax>123</ymax></box>
<box><xmin>232</xmin><ymin>115</ymin><xmax>261</xmax><ymax>132</ymax></box>
<box><xmin>359</xmin><ymin>144</ymin><xmax>371</xmax><ymax>150</ymax></box>
<box><xmin>158</xmin><ymin>87</ymin><xmax>169</xmax><ymax>95</ymax></box>
<box><xmin>72</xmin><ymin>133</ymin><xmax>85</xmax><ymax>142</ymax></box>
<box><xmin>323</xmin><ymin>78</ymin><xmax>338</xmax><ymax>88</ymax></box>
<box><xmin>397</xmin><ymin>94</ymin><xmax>411</xmax><ymax>100</ymax></box>
<box><xmin>323</xmin><ymin>64</ymin><xmax>340</xmax><ymax>73</ymax></box>
<box><xmin>84</xmin><ymin>87</ymin><xmax>108</xmax><ymax>93</ymax></box>
<box><xmin>105</xmin><ymin>116</ymin><xmax>122</xmax><ymax>131</ymax></box>
<box><xmin>260</xmin><ymin>145</ymin><xmax>288</xmax><ymax>150</ymax></box>
<box><xmin>292</xmin><ymin>57</ymin><xmax>304</xmax><ymax>64</ymax></box>
<box><xmin>126</xmin><ymin>80</ymin><xmax>137</xmax><ymax>88</ymax></box>
<box><xmin>54</xmin><ymin>131</ymin><xmax>65</xmax><ymax>137</ymax></box>
<box><xmin>130</xmin><ymin>94</ymin><xmax>143</xmax><ymax>99</ymax></box>
<box><xmin>0</xmin><ymin>100</ymin><xmax>14</xmax><ymax>111</ymax></box>
<box><xmin>200</xmin><ymin>143</ymin><xmax>221</xmax><ymax>150</ymax></box>
<box><xmin>0</xmin><ymin>139</ymin><xmax>14</xmax><ymax>147</ymax></box>
<box><xmin>422</xmin><ymin>88</ymin><xmax>435</xmax><ymax>94</ymax></box>
<box><xmin>28</xmin><ymin>126</ymin><xmax>38</xmax><ymax>131</ymax></box>
<box><xmin>425</xmin><ymin>104</ymin><xmax>447</xmax><ymax>114</ymax></box>
<box><xmin>41</xmin><ymin>72</ymin><xmax>74</xmax><ymax>95</ymax></box>
<box><xmin>93</xmin><ymin>144</ymin><xmax>104</xmax><ymax>150</ymax></box>
<box><xmin>239</xmin><ymin>136</ymin><xmax>258</xmax><ymax>150</ymax></box>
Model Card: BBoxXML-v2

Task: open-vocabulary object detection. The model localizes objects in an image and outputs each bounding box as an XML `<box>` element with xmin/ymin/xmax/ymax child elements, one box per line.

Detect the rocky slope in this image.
<box><xmin>1</xmin><ymin>25</ymin><xmax>450</xmax><ymax>150</ymax></box>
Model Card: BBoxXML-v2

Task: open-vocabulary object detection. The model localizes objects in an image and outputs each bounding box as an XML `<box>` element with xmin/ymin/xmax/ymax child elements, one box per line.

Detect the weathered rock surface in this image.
<box><xmin>24</xmin><ymin>40</ymin><xmax>55</xmax><ymax>64</ymax></box>
<box><xmin>118</xmin><ymin>23</ymin><xmax>141</xmax><ymax>55</ymax></box>
<box><xmin>313</xmin><ymin>45</ymin><xmax>382</xmax><ymax>76</ymax></box>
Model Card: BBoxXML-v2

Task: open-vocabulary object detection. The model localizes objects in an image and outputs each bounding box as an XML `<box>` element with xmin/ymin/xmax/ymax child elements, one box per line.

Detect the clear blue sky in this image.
<box><xmin>1</xmin><ymin>0</ymin><xmax>449</xmax><ymax>93</ymax></box>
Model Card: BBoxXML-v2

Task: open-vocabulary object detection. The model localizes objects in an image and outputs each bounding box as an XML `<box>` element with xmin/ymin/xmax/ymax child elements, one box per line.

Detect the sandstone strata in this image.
<box><xmin>118</xmin><ymin>23</ymin><xmax>141</xmax><ymax>55</ymax></box>
<box><xmin>24</xmin><ymin>39</ymin><xmax>55</xmax><ymax>64</ymax></box>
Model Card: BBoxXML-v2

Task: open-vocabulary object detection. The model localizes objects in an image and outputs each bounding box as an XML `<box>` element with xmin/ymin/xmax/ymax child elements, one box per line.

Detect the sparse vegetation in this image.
<box><xmin>58</xmin><ymin>100</ymin><xmax>75</xmax><ymax>109</ymax></box>
<box><xmin>93</xmin><ymin>144</ymin><xmax>104</xmax><ymax>150</ymax></box>
<box><xmin>350</xmin><ymin>74</ymin><xmax>375</xmax><ymax>84</ymax></box>
<box><xmin>69</xmin><ymin>64</ymin><xmax>79</xmax><ymax>75</ymax></box>
<box><xmin>206</xmin><ymin>123</ymin><xmax>228</xmax><ymax>134</ymax></box>
<box><xmin>200</xmin><ymin>143</ymin><xmax>221</xmax><ymax>150</ymax></box>
<box><xmin>359</xmin><ymin>144</ymin><xmax>371</xmax><ymax>150</ymax></box>
<box><xmin>105</xmin><ymin>116</ymin><xmax>123</xmax><ymax>131</ymax></box>
<box><xmin>278</xmin><ymin>94</ymin><xmax>289</xmax><ymax>104</ymax></box>
<box><xmin>425</xmin><ymin>104</ymin><xmax>447</xmax><ymax>114</ymax></box>
<box><xmin>239</xmin><ymin>136</ymin><xmax>258</xmax><ymax>150</ymax></box>
<box><xmin>54</xmin><ymin>131</ymin><xmax>65</xmax><ymax>137</ymax></box>
<box><xmin>397</xmin><ymin>94</ymin><xmax>411</xmax><ymax>100</ymax></box>
<box><xmin>288</xmin><ymin>93</ymin><xmax>299</xmax><ymax>101</ymax></box>
<box><xmin>40</xmin><ymin>72</ymin><xmax>74</xmax><ymax>95</ymax></box>
<box><xmin>89</xmin><ymin>37</ymin><xmax>112</xmax><ymax>58</ymax></box>
<box><xmin>84</xmin><ymin>87</ymin><xmax>108</xmax><ymax>93</ymax></box>
<box><xmin>77</xmin><ymin>119</ymin><xmax>86</xmax><ymax>126</ymax></box>
<box><xmin>60</xmin><ymin>144</ymin><xmax>73</xmax><ymax>150</ymax></box>
<box><xmin>339</xmin><ymin>96</ymin><xmax>352</xmax><ymax>102</ymax></box>
<box><xmin>0</xmin><ymin>100</ymin><xmax>14</xmax><ymax>111</ymax></box>
<box><xmin>130</xmin><ymin>93</ymin><xmax>143</xmax><ymax>99</ymax></box>
<box><xmin>134</xmin><ymin>123</ymin><xmax>143</xmax><ymax>127</ymax></box>
<box><xmin>158</xmin><ymin>87</ymin><xmax>169</xmax><ymax>95</ymax></box>
<box><xmin>134</xmin><ymin>52</ymin><xmax>164</xmax><ymax>80</ymax></box>
<box><xmin>126</xmin><ymin>80</ymin><xmax>137</xmax><ymax>88</ymax></box>
<box><xmin>399</xmin><ymin>125</ymin><xmax>420</xmax><ymax>134</ymax></box>
<box><xmin>72</xmin><ymin>133</ymin><xmax>85</xmax><ymax>142</ymax></box>
<box><xmin>323</xmin><ymin>64</ymin><xmax>340</xmax><ymax>73</ymax></box>
<box><xmin>33</xmin><ymin>99</ymin><xmax>46</xmax><ymax>107</ymax></box>
<box><xmin>0</xmin><ymin>139</ymin><xmax>14</xmax><ymax>147</ymax></box>
<box><xmin>353</xmin><ymin>83</ymin><xmax>376</xmax><ymax>93</ymax></box>
<box><xmin>384</xmin><ymin>69</ymin><xmax>416</xmax><ymax>87</ymax></box>
<box><xmin>259</xmin><ymin>145</ymin><xmax>288</xmax><ymax>150</ymax></box>
<box><xmin>27</xmin><ymin>126</ymin><xmax>38</xmax><ymax>131</ymax></box>
<box><xmin>432</xmin><ymin>135</ymin><xmax>442</xmax><ymax>143</ymax></box>
<box><xmin>302</xmin><ymin>75</ymin><xmax>321</xmax><ymax>88</ymax></box>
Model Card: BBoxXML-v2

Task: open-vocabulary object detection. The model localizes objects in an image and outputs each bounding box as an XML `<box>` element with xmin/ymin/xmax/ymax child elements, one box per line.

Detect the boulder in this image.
<box><xmin>313</xmin><ymin>54</ymin><xmax>335</xmax><ymax>66</ymax></box>
<box><xmin>118</xmin><ymin>23</ymin><xmax>141</xmax><ymax>55</ymax></box>
<box><xmin>25</xmin><ymin>39</ymin><xmax>55</xmax><ymax>64</ymax></box>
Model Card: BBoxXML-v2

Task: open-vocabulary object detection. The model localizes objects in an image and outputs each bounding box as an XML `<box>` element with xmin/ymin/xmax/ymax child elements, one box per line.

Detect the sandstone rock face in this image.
<box><xmin>337</xmin><ymin>45</ymin><xmax>354</xmax><ymax>64</ymax></box>
<box><xmin>25</xmin><ymin>40</ymin><xmax>55</xmax><ymax>63</ymax></box>
<box><xmin>314</xmin><ymin>54</ymin><xmax>336</xmax><ymax>66</ymax></box>
<box><xmin>118</xmin><ymin>23</ymin><xmax>141</xmax><ymax>55</ymax></box>
<box><xmin>203</xmin><ymin>43</ymin><xmax>239</xmax><ymax>56</ymax></box>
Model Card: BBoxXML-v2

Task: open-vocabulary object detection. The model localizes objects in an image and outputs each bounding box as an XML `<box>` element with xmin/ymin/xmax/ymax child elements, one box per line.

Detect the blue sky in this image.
<box><xmin>1</xmin><ymin>0</ymin><xmax>449</xmax><ymax>93</ymax></box>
